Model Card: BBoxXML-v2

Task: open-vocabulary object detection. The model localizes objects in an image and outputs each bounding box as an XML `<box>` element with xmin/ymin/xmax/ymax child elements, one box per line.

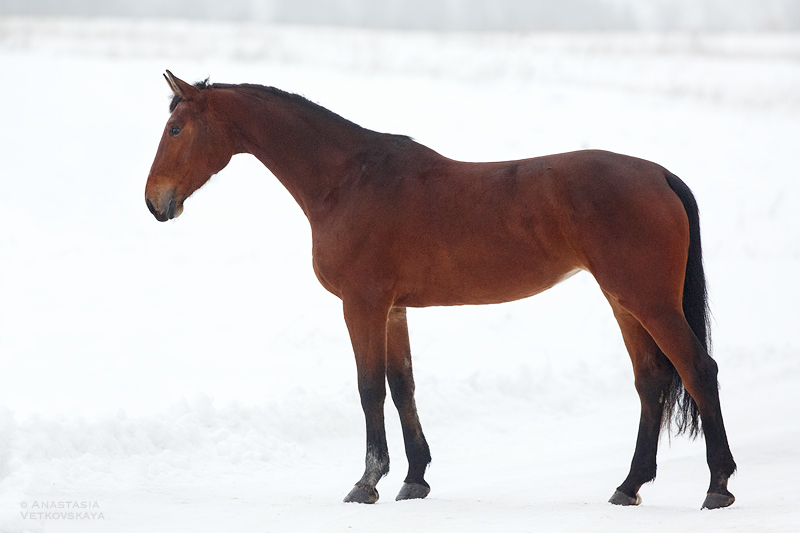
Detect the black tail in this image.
<box><xmin>662</xmin><ymin>172</ymin><xmax>710</xmax><ymax>439</ymax></box>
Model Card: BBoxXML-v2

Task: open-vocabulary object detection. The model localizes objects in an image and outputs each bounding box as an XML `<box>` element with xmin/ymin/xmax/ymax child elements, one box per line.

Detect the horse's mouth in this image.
<box><xmin>146</xmin><ymin>195</ymin><xmax>183</xmax><ymax>222</ymax></box>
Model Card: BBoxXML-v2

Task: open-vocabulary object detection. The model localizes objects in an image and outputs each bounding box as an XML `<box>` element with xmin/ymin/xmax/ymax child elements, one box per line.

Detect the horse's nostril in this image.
<box><xmin>146</xmin><ymin>196</ymin><xmax>170</xmax><ymax>222</ymax></box>
<box><xmin>167</xmin><ymin>197</ymin><xmax>176</xmax><ymax>219</ymax></box>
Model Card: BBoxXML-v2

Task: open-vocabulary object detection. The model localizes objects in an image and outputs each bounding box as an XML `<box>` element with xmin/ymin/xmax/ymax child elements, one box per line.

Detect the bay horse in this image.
<box><xmin>145</xmin><ymin>71</ymin><xmax>736</xmax><ymax>509</ymax></box>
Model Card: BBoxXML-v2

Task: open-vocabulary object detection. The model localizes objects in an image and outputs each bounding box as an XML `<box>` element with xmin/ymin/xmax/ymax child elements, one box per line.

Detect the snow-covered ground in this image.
<box><xmin>0</xmin><ymin>18</ymin><xmax>799</xmax><ymax>532</ymax></box>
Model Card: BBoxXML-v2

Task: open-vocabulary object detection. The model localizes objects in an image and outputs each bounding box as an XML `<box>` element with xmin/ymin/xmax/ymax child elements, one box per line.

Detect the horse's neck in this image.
<box><xmin>225</xmin><ymin>90</ymin><xmax>370</xmax><ymax>218</ymax></box>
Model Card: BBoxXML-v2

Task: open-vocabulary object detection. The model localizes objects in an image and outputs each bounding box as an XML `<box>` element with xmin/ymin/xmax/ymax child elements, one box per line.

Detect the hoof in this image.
<box><xmin>702</xmin><ymin>491</ymin><xmax>735</xmax><ymax>510</ymax></box>
<box><xmin>344</xmin><ymin>484</ymin><xmax>379</xmax><ymax>504</ymax></box>
<box><xmin>396</xmin><ymin>482</ymin><xmax>430</xmax><ymax>501</ymax></box>
<box><xmin>608</xmin><ymin>489</ymin><xmax>642</xmax><ymax>506</ymax></box>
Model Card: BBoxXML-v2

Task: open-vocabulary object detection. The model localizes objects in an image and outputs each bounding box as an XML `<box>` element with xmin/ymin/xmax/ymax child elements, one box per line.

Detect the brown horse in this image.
<box><xmin>145</xmin><ymin>71</ymin><xmax>736</xmax><ymax>509</ymax></box>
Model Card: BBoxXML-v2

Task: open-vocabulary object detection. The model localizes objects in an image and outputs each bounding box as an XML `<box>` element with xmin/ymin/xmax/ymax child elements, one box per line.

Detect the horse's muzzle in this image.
<box><xmin>145</xmin><ymin>190</ymin><xmax>181</xmax><ymax>222</ymax></box>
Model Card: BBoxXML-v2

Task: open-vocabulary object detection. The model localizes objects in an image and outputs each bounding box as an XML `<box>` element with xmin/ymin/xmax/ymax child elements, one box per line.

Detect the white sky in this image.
<box><xmin>0</xmin><ymin>0</ymin><xmax>798</xmax><ymax>31</ymax></box>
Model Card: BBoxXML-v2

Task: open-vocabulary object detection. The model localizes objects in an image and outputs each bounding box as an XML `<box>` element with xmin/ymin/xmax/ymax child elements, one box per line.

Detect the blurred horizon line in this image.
<box><xmin>1</xmin><ymin>0</ymin><xmax>799</xmax><ymax>32</ymax></box>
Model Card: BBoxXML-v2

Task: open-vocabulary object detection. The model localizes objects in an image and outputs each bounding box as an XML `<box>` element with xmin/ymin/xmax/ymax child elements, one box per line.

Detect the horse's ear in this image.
<box><xmin>164</xmin><ymin>70</ymin><xmax>200</xmax><ymax>101</ymax></box>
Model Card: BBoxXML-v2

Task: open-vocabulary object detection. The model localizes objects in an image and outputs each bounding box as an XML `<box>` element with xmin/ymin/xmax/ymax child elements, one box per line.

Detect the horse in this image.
<box><xmin>145</xmin><ymin>71</ymin><xmax>736</xmax><ymax>509</ymax></box>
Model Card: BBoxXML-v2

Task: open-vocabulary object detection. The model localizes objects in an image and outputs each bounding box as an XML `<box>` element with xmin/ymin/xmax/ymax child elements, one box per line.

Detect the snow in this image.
<box><xmin>0</xmin><ymin>17</ymin><xmax>799</xmax><ymax>532</ymax></box>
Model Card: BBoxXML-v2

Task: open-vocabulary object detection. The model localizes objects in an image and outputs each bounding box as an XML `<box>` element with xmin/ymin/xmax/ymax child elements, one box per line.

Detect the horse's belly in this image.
<box><xmin>395</xmin><ymin>261</ymin><xmax>582</xmax><ymax>308</ymax></box>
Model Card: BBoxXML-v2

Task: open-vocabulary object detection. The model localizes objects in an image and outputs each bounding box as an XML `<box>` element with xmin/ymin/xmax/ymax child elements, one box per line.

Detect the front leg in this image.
<box><xmin>342</xmin><ymin>297</ymin><xmax>392</xmax><ymax>504</ymax></box>
<box><xmin>386</xmin><ymin>307</ymin><xmax>432</xmax><ymax>500</ymax></box>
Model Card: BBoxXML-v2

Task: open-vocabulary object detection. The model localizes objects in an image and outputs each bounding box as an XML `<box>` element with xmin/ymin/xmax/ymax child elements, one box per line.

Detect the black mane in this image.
<box><xmin>168</xmin><ymin>79</ymin><xmax>384</xmax><ymax>137</ymax></box>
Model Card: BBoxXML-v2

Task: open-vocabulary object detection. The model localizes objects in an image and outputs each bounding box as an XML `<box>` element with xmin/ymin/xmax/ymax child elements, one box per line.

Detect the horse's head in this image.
<box><xmin>145</xmin><ymin>71</ymin><xmax>236</xmax><ymax>221</ymax></box>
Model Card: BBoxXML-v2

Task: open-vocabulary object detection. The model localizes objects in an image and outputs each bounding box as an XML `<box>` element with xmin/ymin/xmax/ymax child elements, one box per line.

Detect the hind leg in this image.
<box><xmin>607</xmin><ymin>299</ymin><xmax>674</xmax><ymax>506</ymax></box>
<box><xmin>635</xmin><ymin>307</ymin><xmax>737</xmax><ymax>509</ymax></box>
<box><xmin>386</xmin><ymin>307</ymin><xmax>432</xmax><ymax>500</ymax></box>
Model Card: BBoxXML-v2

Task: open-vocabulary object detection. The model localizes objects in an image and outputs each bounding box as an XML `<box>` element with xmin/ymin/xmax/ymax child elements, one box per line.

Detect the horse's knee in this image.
<box><xmin>388</xmin><ymin>372</ymin><xmax>414</xmax><ymax>407</ymax></box>
<box><xmin>357</xmin><ymin>380</ymin><xmax>386</xmax><ymax>412</ymax></box>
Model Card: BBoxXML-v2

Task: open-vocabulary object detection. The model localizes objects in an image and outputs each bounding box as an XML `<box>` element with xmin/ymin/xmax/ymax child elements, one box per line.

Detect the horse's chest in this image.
<box><xmin>310</xmin><ymin>254</ymin><xmax>340</xmax><ymax>298</ymax></box>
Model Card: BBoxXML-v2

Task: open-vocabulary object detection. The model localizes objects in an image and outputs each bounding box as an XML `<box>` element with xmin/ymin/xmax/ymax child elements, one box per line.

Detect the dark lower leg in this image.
<box><xmin>386</xmin><ymin>307</ymin><xmax>431</xmax><ymax>500</ymax></box>
<box><xmin>671</xmin><ymin>354</ymin><xmax>736</xmax><ymax>505</ymax></box>
<box><xmin>694</xmin><ymin>379</ymin><xmax>736</xmax><ymax>508</ymax></box>
<box><xmin>610</xmin><ymin>353</ymin><xmax>677</xmax><ymax>505</ymax></box>
<box><xmin>390</xmin><ymin>384</ymin><xmax>431</xmax><ymax>490</ymax></box>
<box><xmin>699</xmin><ymin>408</ymin><xmax>736</xmax><ymax>508</ymax></box>
<box><xmin>607</xmin><ymin>302</ymin><xmax>670</xmax><ymax>506</ymax></box>
<box><xmin>617</xmin><ymin>390</ymin><xmax>663</xmax><ymax>499</ymax></box>
<box><xmin>342</xmin><ymin>300</ymin><xmax>391</xmax><ymax>504</ymax></box>
<box><xmin>642</xmin><ymin>312</ymin><xmax>736</xmax><ymax>508</ymax></box>
<box><xmin>344</xmin><ymin>377</ymin><xmax>390</xmax><ymax>503</ymax></box>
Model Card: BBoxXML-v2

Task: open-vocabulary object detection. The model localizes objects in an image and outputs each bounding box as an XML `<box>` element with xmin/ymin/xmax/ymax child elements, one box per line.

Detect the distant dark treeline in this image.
<box><xmin>1</xmin><ymin>0</ymin><xmax>798</xmax><ymax>31</ymax></box>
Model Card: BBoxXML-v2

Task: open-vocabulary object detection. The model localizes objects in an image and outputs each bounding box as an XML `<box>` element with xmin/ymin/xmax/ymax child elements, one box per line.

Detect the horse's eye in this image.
<box><xmin>169</xmin><ymin>126</ymin><xmax>181</xmax><ymax>136</ymax></box>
